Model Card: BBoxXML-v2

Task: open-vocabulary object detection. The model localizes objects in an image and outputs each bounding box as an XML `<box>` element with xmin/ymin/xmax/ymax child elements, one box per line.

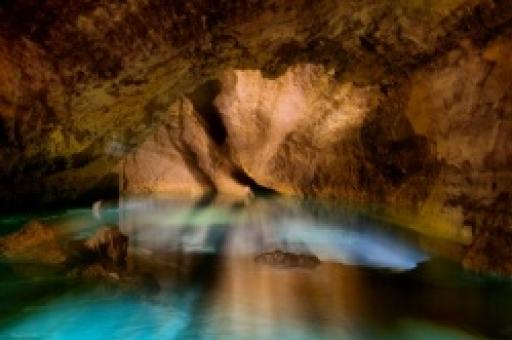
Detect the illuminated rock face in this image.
<box><xmin>216</xmin><ymin>65</ymin><xmax>383</xmax><ymax>199</ymax></box>
<box><xmin>121</xmin><ymin>63</ymin><xmax>434</xmax><ymax>209</ymax></box>
<box><xmin>122</xmin><ymin>96</ymin><xmax>251</xmax><ymax>198</ymax></box>
<box><xmin>122</xmin><ymin>64</ymin><xmax>387</xmax><ymax>200</ymax></box>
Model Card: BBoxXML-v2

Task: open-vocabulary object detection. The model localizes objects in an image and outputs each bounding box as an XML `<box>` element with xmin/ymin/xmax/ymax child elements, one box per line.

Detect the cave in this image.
<box><xmin>1</xmin><ymin>1</ymin><xmax>512</xmax><ymax>338</ymax></box>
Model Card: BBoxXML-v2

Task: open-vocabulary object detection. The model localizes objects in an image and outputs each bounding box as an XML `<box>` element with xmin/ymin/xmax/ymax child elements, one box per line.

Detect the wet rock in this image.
<box><xmin>255</xmin><ymin>250</ymin><xmax>320</xmax><ymax>269</ymax></box>
<box><xmin>0</xmin><ymin>220</ymin><xmax>68</xmax><ymax>264</ymax></box>
<box><xmin>67</xmin><ymin>227</ymin><xmax>160</xmax><ymax>292</ymax></box>
<box><xmin>82</xmin><ymin>226</ymin><xmax>128</xmax><ymax>266</ymax></box>
<box><xmin>0</xmin><ymin>221</ymin><xmax>128</xmax><ymax>267</ymax></box>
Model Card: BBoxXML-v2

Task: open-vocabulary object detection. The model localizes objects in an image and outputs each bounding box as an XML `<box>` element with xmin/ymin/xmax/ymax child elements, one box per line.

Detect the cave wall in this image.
<box><xmin>1</xmin><ymin>0</ymin><xmax>512</xmax><ymax>208</ymax></box>
<box><xmin>404</xmin><ymin>33</ymin><xmax>512</xmax><ymax>244</ymax></box>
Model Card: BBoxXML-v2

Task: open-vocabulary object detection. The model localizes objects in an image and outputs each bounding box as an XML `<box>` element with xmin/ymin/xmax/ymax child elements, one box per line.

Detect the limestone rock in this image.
<box><xmin>68</xmin><ymin>263</ymin><xmax>121</xmax><ymax>282</ymax></box>
<box><xmin>122</xmin><ymin>96</ymin><xmax>251</xmax><ymax>199</ymax></box>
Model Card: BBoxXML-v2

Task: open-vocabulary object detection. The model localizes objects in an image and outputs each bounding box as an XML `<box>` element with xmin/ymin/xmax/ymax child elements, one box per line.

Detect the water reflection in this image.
<box><xmin>0</xmin><ymin>196</ymin><xmax>511</xmax><ymax>339</ymax></box>
<box><xmin>119</xmin><ymin>196</ymin><xmax>427</xmax><ymax>270</ymax></box>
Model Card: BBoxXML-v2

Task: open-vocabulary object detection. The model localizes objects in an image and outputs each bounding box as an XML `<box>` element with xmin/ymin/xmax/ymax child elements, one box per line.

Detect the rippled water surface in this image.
<box><xmin>1</xmin><ymin>196</ymin><xmax>512</xmax><ymax>339</ymax></box>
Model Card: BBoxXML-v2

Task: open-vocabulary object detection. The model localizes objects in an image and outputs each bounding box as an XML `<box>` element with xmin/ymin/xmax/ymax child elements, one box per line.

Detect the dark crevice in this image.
<box><xmin>187</xmin><ymin>79</ymin><xmax>227</xmax><ymax>146</ymax></box>
<box><xmin>231</xmin><ymin>167</ymin><xmax>278</xmax><ymax>197</ymax></box>
<box><xmin>193</xmin><ymin>191</ymin><xmax>217</xmax><ymax>209</ymax></box>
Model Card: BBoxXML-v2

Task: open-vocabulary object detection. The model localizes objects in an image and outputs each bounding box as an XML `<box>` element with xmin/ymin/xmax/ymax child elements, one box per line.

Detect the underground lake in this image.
<box><xmin>0</xmin><ymin>196</ymin><xmax>511</xmax><ymax>339</ymax></box>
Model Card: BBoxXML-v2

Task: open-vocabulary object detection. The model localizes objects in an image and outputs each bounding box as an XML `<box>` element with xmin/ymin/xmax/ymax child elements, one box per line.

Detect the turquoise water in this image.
<box><xmin>0</xmin><ymin>197</ymin><xmax>511</xmax><ymax>339</ymax></box>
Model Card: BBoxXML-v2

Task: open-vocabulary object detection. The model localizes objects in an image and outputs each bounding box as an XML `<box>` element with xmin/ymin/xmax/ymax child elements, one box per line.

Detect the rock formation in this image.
<box><xmin>82</xmin><ymin>226</ymin><xmax>128</xmax><ymax>266</ymax></box>
<box><xmin>0</xmin><ymin>219</ymin><xmax>68</xmax><ymax>263</ymax></box>
<box><xmin>1</xmin><ymin>0</ymin><xmax>511</xmax><ymax>208</ymax></box>
<box><xmin>0</xmin><ymin>220</ymin><xmax>128</xmax><ymax>266</ymax></box>
<box><xmin>120</xmin><ymin>32</ymin><xmax>512</xmax><ymax>273</ymax></box>
<box><xmin>1</xmin><ymin>1</ymin><xmax>512</xmax><ymax>272</ymax></box>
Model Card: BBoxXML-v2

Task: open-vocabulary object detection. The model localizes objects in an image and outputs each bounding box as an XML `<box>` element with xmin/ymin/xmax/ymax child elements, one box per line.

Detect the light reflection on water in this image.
<box><xmin>0</xmin><ymin>196</ymin><xmax>511</xmax><ymax>339</ymax></box>
<box><xmin>119</xmin><ymin>197</ymin><xmax>427</xmax><ymax>270</ymax></box>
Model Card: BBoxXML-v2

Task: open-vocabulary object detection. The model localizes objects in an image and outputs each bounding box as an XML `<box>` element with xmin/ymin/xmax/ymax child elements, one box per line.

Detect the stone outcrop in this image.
<box><xmin>122</xmin><ymin>94</ymin><xmax>252</xmax><ymax>199</ymax></box>
<box><xmin>122</xmin><ymin>63</ymin><xmax>436</xmax><ymax>206</ymax></box>
<box><xmin>0</xmin><ymin>220</ymin><xmax>128</xmax><ymax>267</ymax></box>
<box><xmin>0</xmin><ymin>219</ymin><xmax>68</xmax><ymax>263</ymax></box>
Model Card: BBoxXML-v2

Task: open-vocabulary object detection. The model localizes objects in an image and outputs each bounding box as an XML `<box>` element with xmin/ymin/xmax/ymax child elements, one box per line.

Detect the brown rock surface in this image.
<box><xmin>122</xmin><ymin>96</ymin><xmax>251</xmax><ymax>199</ymax></box>
<box><xmin>0</xmin><ymin>220</ymin><xmax>68</xmax><ymax>263</ymax></box>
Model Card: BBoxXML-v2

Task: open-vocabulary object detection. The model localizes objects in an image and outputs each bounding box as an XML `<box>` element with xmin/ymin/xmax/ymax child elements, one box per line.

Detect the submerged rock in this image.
<box><xmin>0</xmin><ymin>220</ymin><xmax>68</xmax><ymax>264</ymax></box>
<box><xmin>255</xmin><ymin>250</ymin><xmax>320</xmax><ymax>269</ymax></box>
